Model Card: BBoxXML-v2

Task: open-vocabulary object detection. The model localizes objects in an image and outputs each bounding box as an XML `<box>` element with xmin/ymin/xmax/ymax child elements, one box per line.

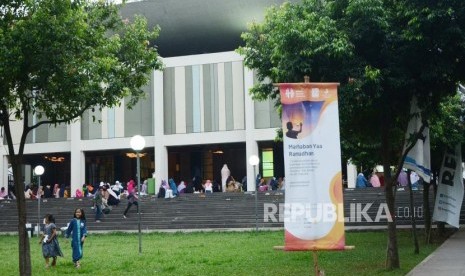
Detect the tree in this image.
<box><xmin>428</xmin><ymin>90</ymin><xmax>465</xmax><ymax>240</ymax></box>
<box><xmin>238</xmin><ymin>0</ymin><xmax>465</xmax><ymax>269</ymax></box>
<box><xmin>0</xmin><ymin>1</ymin><xmax>162</xmax><ymax>274</ymax></box>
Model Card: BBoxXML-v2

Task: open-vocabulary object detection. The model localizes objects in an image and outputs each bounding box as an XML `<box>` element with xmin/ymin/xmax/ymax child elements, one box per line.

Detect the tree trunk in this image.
<box><xmin>432</xmin><ymin>177</ymin><xmax>447</xmax><ymax>237</ymax></box>
<box><xmin>12</xmin><ymin>156</ymin><xmax>32</xmax><ymax>276</ymax></box>
<box><xmin>423</xmin><ymin>180</ymin><xmax>432</xmax><ymax>244</ymax></box>
<box><xmin>381</xmin><ymin>111</ymin><xmax>400</xmax><ymax>269</ymax></box>
<box><xmin>385</xmin><ymin>178</ymin><xmax>400</xmax><ymax>268</ymax></box>
<box><xmin>407</xmin><ymin>171</ymin><xmax>419</xmax><ymax>254</ymax></box>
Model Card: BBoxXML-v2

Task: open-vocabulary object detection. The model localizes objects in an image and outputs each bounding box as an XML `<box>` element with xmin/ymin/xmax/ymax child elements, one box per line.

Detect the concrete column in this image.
<box><xmin>24</xmin><ymin>165</ymin><xmax>32</xmax><ymax>185</ymax></box>
<box><xmin>0</xmin><ymin>155</ymin><xmax>6</xmax><ymax>190</ymax></box>
<box><xmin>70</xmin><ymin>120</ymin><xmax>84</xmax><ymax>196</ymax></box>
<box><xmin>154</xmin><ymin>146</ymin><xmax>168</xmax><ymax>193</ymax></box>
<box><xmin>347</xmin><ymin>161</ymin><xmax>357</xmax><ymax>189</ymax></box>
<box><xmin>246</xmin><ymin>141</ymin><xmax>259</xmax><ymax>192</ymax></box>
<box><xmin>244</xmin><ymin>67</ymin><xmax>259</xmax><ymax>192</ymax></box>
<box><xmin>153</xmin><ymin>69</ymin><xmax>168</xmax><ymax>191</ymax></box>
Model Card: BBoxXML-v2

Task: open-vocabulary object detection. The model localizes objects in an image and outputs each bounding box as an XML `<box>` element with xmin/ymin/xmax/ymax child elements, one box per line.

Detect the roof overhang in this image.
<box><xmin>119</xmin><ymin>0</ymin><xmax>301</xmax><ymax>57</ymax></box>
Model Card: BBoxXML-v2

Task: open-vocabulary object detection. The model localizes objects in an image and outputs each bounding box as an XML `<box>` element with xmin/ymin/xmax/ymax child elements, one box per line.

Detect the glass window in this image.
<box><xmin>262</xmin><ymin>150</ymin><xmax>274</xmax><ymax>177</ymax></box>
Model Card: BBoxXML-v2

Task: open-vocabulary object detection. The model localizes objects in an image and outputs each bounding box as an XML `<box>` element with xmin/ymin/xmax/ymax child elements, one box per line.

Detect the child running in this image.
<box><xmin>39</xmin><ymin>214</ymin><xmax>63</xmax><ymax>269</ymax></box>
<box><xmin>65</xmin><ymin>208</ymin><xmax>88</xmax><ymax>268</ymax></box>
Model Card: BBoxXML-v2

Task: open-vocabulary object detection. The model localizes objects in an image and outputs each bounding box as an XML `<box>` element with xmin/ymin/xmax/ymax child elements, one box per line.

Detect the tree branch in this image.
<box><xmin>28</xmin><ymin>104</ymin><xmax>94</xmax><ymax>130</ymax></box>
<box><xmin>1</xmin><ymin>105</ymin><xmax>17</xmax><ymax>158</ymax></box>
<box><xmin>344</xmin><ymin>137</ymin><xmax>382</xmax><ymax>151</ymax></box>
<box><xmin>392</xmin><ymin>120</ymin><xmax>428</xmax><ymax>183</ymax></box>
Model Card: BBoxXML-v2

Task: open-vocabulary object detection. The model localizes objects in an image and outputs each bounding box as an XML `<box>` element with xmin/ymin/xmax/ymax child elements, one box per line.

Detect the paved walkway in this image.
<box><xmin>407</xmin><ymin>228</ymin><xmax>465</xmax><ymax>276</ymax></box>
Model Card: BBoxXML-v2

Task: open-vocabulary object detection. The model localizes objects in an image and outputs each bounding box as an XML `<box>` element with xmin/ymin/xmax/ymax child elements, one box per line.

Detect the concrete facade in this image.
<box><xmin>1</xmin><ymin>51</ymin><xmax>281</xmax><ymax>194</ymax></box>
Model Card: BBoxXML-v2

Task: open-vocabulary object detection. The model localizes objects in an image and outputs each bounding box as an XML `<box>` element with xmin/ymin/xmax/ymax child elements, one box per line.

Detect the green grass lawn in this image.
<box><xmin>0</xmin><ymin>230</ymin><xmax>442</xmax><ymax>275</ymax></box>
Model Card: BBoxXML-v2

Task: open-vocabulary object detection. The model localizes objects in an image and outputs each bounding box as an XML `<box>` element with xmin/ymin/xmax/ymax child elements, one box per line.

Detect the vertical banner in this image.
<box><xmin>433</xmin><ymin>145</ymin><xmax>464</xmax><ymax>228</ymax></box>
<box><xmin>279</xmin><ymin>82</ymin><xmax>345</xmax><ymax>250</ymax></box>
<box><xmin>403</xmin><ymin>97</ymin><xmax>431</xmax><ymax>182</ymax></box>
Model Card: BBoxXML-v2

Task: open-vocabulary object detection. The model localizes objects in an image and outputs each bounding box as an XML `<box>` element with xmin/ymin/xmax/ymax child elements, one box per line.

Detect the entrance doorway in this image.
<box><xmin>85</xmin><ymin>149</ymin><xmax>154</xmax><ymax>186</ymax></box>
<box><xmin>167</xmin><ymin>143</ymin><xmax>246</xmax><ymax>184</ymax></box>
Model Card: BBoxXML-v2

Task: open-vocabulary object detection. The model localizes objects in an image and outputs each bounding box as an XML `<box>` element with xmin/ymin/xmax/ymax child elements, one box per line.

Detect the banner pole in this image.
<box><xmin>312</xmin><ymin>251</ymin><xmax>319</xmax><ymax>275</ymax></box>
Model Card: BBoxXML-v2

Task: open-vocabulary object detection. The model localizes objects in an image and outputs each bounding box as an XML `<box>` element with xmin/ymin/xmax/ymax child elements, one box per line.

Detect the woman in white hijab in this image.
<box><xmin>221</xmin><ymin>164</ymin><xmax>230</xmax><ymax>192</ymax></box>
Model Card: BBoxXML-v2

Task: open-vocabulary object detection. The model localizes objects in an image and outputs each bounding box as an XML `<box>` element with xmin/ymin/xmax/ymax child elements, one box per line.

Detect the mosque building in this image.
<box><xmin>0</xmin><ymin>1</ymin><xmax>302</xmax><ymax>194</ymax></box>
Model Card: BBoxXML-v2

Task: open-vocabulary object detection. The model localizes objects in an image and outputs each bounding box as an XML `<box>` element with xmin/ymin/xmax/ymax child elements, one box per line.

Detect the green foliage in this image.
<box><xmin>237</xmin><ymin>0</ymin><xmax>465</xmax><ymax>168</ymax></box>
<box><xmin>430</xmin><ymin>92</ymin><xmax>465</xmax><ymax>150</ymax></box>
<box><xmin>0</xmin><ymin>230</ymin><xmax>443</xmax><ymax>275</ymax></box>
<box><xmin>0</xmin><ymin>0</ymin><xmax>162</xmax><ymax>126</ymax></box>
<box><xmin>429</xmin><ymin>91</ymin><xmax>465</xmax><ymax>170</ymax></box>
<box><xmin>0</xmin><ymin>1</ymin><xmax>163</xmax><ymax>274</ymax></box>
<box><xmin>238</xmin><ymin>0</ymin><xmax>353</xmax><ymax>98</ymax></box>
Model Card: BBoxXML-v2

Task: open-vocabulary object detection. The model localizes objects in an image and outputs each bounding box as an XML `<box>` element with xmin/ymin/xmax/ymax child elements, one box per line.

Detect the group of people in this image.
<box><xmin>155</xmin><ymin>173</ymin><xmax>285</xmax><ymax>197</ymax></box>
<box><xmin>153</xmin><ymin>164</ymin><xmax>285</xmax><ymax>197</ymax></box>
<box><xmin>0</xmin><ymin>184</ymin><xmax>17</xmax><ymax>200</ymax></box>
<box><xmin>22</xmin><ymin>183</ymin><xmax>72</xmax><ymax>199</ymax></box>
<box><xmin>257</xmin><ymin>176</ymin><xmax>285</xmax><ymax>192</ymax></box>
<box><xmin>5</xmin><ymin>163</ymin><xmax>286</xmax><ymax>202</ymax></box>
<box><xmin>0</xmin><ymin>187</ymin><xmax>12</xmax><ymax>200</ymax></box>
<box><xmin>39</xmin><ymin>180</ymin><xmax>139</xmax><ymax>269</ymax></box>
<box><xmin>39</xmin><ymin>208</ymin><xmax>88</xmax><ymax>269</ymax></box>
<box><xmin>89</xmin><ymin>180</ymin><xmax>139</xmax><ymax>222</ymax></box>
<box><xmin>397</xmin><ymin>169</ymin><xmax>421</xmax><ymax>190</ymax></box>
<box><xmin>156</xmin><ymin>175</ymin><xmax>248</xmax><ymax>198</ymax></box>
<box><xmin>356</xmin><ymin>171</ymin><xmax>383</xmax><ymax>188</ymax></box>
<box><xmin>355</xmin><ymin>168</ymin><xmax>422</xmax><ymax>189</ymax></box>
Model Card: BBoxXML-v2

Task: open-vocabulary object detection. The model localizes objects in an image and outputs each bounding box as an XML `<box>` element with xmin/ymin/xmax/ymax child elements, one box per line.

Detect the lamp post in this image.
<box><xmin>34</xmin><ymin>165</ymin><xmax>44</xmax><ymax>237</ymax></box>
<box><xmin>249</xmin><ymin>155</ymin><xmax>259</xmax><ymax>232</ymax></box>
<box><xmin>130</xmin><ymin>135</ymin><xmax>145</xmax><ymax>254</ymax></box>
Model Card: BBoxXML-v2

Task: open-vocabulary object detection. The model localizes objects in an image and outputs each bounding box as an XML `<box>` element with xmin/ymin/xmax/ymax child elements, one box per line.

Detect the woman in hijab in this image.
<box><xmin>221</xmin><ymin>164</ymin><xmax>230</xmax><ymax>193</ymax></box>
<box><xmin>53</xmin><ymin>184</ymin><xmax>60</xmax><ymax>198</ymax></box>
<box><xmin>356</xmin><ymin>173</ymin><xmax>368</xmax><ymax>188</ymax></box>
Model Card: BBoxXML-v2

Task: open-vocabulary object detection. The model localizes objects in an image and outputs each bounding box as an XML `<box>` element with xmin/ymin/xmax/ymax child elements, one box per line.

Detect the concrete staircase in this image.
<box><xmin>0</xmin><ymin>192</ymin><xmax>283</xmax><ymax>233</ymax></box>
<box><xmin>0</xmin><ymin>188</ymin><xmax>463</xmax><ymax>234</ymax></box>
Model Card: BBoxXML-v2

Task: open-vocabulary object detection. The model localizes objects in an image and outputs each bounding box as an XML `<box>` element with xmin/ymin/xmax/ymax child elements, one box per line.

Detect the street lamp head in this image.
<box><xmin>34</xmin><ymin>165</ymin><xmax>45</xmax><ymax>176</ymax></box>
<box><xmin>249</xmin><ymin>155</ymin><xmax>259</xmax><ymax>166</ymax></box>
<box><xmin>130</xmin><ymin>135</ymin><xmax>145</xmax><ymax>151</ymax></box>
